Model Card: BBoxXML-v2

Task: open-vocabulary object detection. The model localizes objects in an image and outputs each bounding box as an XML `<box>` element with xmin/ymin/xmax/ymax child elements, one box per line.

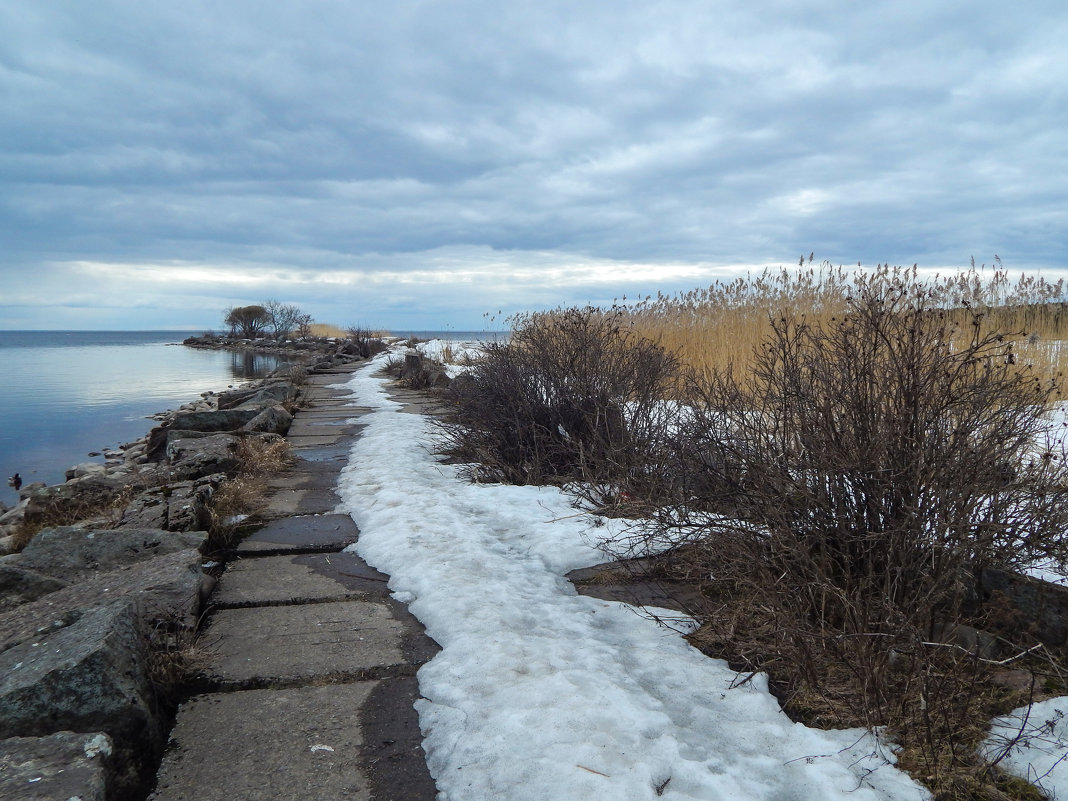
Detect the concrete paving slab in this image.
<box><xmin>277</xmin><ymin>458</ymin><xmax>344</xmax><ymax>480</ymax></box>
<box><xmin>567</xmin><ymin>562</ymin><xmax>706</xmax><ymax>614</ymax></box>
<box><xmin>288</xmin><ymin>421</ymin><xmax>361</xmax><ymax>436</ymax></box>
<box><xmin>214</xmin><ymin>552</ymin><xmax>390</xmax><ymax>608</ymax></box>
<box><xmin>360</xmin><ymin>676</ymin><xmax>439</xmax><ymax>801</ymax></box>
<box><xmin>291</xmin><ymin>406</ymin><xmax>365</xmax><ymax>418</ymax></box>
<box><xmin>199</xmin><ymin>600</ymin><xmax>423</xmax><ymax>688</ymax></box>
<box><xmin>259</xmin><ymin>486</ymin><xmax>338</xmax><ymax>516</ymax></box>
<box><xmin>287</xmin><ymin>433</ymin><xmax>351</xmax><ymax>448</ymax></box>
<box><xmin>291</xmin><ymin>442</ymin><xmax>356</xmax><ymax>463</ymax></box>
<box><xmin>382</xmin><ymin>385</ymin><xmax>450</xmax><ymax>416</ymax></box>
<box><xmin>150</xmin><ymin>683</ymin><xmax>375</xmax><ymax>801</ymax></box>
<box><xmin>237</xmin><ymin>513</ymin><xmax>359</xmax><ymax>555</ymax></box>
<box><xmin>281</xmin><ymin>459</ymin><xmax>348</xmax><ymax>483</ymax></box>
<box><xmin>310</xmin><ymin>364</ymin><xmax>362</xmax><ymax>374</ymax></box>
<box><xmin>288</xmin><ymin>414</ymin><xmax>361</xmax><ymax>429</ymax></box>
<box><xmin>294</xmin><ymin>404</ymin><xmax>358</xmax><ymax>414</ymax></box>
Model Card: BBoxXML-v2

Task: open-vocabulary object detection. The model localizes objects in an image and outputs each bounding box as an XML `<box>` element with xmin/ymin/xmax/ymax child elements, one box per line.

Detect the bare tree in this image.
<box><xmin>295</xmin><ymin>313</ymin><xmax>313</xmax><ymax>339</ymax></box>
<box><xmin>345</xmin><ymin>327</ymin><xmax>388</xmax><ymax>358</ymax></box>
<box><xmin>263</xmin><ymin>300</ymin><xmax>304</xmax><ymax>340</ymax></box>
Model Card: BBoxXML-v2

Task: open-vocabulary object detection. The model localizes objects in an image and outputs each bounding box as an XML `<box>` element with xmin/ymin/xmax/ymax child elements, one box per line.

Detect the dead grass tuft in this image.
<box><xmin>8</xmin><ymin>484</ymin><xmax>136</xmax><ymax>552</ymax></box>
<box><xmin>206</xmin><ymin>436</ymin><xmax>294</xmax><ymax>548</ymax></box>
<box><xmin>141</xmin><ymin>609</ymin><xmax>213</xmax><ymax>713</ymax></box>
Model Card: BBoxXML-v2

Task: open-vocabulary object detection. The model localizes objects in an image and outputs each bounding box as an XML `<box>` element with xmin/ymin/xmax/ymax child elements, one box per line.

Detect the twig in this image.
<box><xmin>918</xmin><ymin>640</ymin><xmax>1045</xmax><ymax>665</ymax></box>
<box><xmin>576</xmin><ymin>764</ymin><xmax>610</xmax><ymax>777</ymax></box>
<box><xmin>544</xmin><ymin>510</ymin><xmax>591</xmax><ymax>524</ymax></box>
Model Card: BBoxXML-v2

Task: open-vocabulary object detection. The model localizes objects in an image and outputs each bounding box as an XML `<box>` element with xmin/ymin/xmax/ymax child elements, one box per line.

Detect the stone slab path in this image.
<box><xmin>149</xmin><ymin>364</ymin><xmax>439</xmax><ymax>801</ymax></box>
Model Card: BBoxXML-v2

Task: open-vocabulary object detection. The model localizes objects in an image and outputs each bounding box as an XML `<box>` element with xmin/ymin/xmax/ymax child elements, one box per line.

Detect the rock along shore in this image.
<box><xmin>0</xmin><ymin>334</ymin><xmax>374</xmax><ymax>801</ymax></box>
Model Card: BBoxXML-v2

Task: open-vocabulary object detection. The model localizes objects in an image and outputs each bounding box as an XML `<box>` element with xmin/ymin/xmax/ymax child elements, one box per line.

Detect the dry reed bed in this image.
<box><xmin>624</xmin><ymin>263</ymin><xmax>1068</xmax><ymax>392</ymax></box>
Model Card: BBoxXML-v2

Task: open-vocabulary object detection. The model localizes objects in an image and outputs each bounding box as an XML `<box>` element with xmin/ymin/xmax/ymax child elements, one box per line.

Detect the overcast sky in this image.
<box><xmin>2</xmin><ymin>1</ymin><xmax>1066</xmax><ymax>331</ymax></box>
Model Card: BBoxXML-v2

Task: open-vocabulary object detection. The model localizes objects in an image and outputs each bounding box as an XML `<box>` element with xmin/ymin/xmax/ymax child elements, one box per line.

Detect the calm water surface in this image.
<box><xmin>0</xmin><ymin>331</ymin><xmax>289</xmax><ymax>505</ymax></box>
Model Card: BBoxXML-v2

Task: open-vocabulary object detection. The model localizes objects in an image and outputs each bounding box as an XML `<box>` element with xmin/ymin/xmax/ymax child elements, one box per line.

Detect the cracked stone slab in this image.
<box><xmin>287</xmin><ymin>413</ymin><xmax>358</xmax><ymax>429</ymax></box>
<box><xmin>236</xmin><ymin>514</ymin><xmax>359</xmax><ymax>555</ymax></box>
<box><xmin>260</xmin><ymin>487</ymin><xmax>337</xmax><ymax>516</ymax></box>
<box><xmin>291</xmin><ymin>442</ymin><xmax>356</xmax><ymax>463</ymax></box>
<box><xmin>214</xmin><ymin>552</ymin><xmax>390</xmax><ymax>608</ymax></box>
<box><xmin>286</xmin><ymin>433</ymin><xmax>351</xmax><ymax>449</ymax></box>
<box><xmin>199</xmin><ymin>600</ymin><xmax>426</xmax><ymax>688</ymax></box>
<box><xmin>150</xmin><ymin>683</ymin><xmax>374</xmax><ymax>801</ymax></box>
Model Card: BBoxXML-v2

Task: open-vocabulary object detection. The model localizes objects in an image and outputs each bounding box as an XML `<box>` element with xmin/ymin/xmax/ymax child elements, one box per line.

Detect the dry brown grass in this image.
<box><xmin>626</xmin><ymin>262</ymin><xmax>851</xmax><ymax>383</ymax></box>
<box><xmin>207</xmin><ymin>435</ymin><xmax>294</xmax><ymax>548</ymax></box>
<box><xmin>307</xmin><ymin>323</ymin><xmax>349</xmax><ymax>338</ymax></box>
<box><xmin>667</xmin><ymin>556</ymin><xmax>1051</xmax><ymax>801</ymax></box>
<box><xmin>8</xmin><ymin>484</ymin><xmax>136</xmax><ymax>552</ymax></box>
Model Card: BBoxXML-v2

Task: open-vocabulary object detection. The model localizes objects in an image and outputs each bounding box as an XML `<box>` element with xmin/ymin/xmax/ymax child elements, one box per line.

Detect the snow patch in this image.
<box><xmin>983</xmin><ymin>697</ymin><xmax>1068</xmax><ymax>795</ymax></box>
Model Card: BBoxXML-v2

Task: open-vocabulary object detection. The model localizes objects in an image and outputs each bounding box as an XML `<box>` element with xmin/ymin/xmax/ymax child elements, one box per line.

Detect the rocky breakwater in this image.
<box><xmin>0</xmin><ymin>339</ymin><xmax>367</xmax><ymax>801</ymax></box>
<box><xmin>182</xmin><ymin>331</ymin><xmax>375</xmax><ymax>365</ymax></box>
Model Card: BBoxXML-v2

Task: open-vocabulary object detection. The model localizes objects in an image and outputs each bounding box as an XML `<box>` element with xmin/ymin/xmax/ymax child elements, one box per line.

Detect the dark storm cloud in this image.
<box><xmin>1</xmin><ymin>0</ymin><xmax>1066</xmax><ymax>328</ymax></box>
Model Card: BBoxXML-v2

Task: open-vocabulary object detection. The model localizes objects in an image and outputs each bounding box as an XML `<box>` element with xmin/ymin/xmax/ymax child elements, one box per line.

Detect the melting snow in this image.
<box><xmin>336</xmin><ymin>355</ymin><xmax>935</xmax><ymax>800</ymax></box>
<box><xmin>983</xmin><ymin>697</ymin><xmax>1068</xmax><ymax>796</ymax></box>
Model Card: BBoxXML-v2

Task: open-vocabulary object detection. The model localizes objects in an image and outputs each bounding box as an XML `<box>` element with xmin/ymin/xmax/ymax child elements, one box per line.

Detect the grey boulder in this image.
<box><xmin>171</xmin><ymin>408</ymin><xmax>262</xmax><ymax>433</ymax></box>
<box><xmin>0</xmin><ymin>566</ymin><xmax>69</xmax><ymax>612</ymax></box>
<box><xmin>118</xmin><ymin>480</ymin><xmax>216</xmax><ymax>533</ymax></box>
<box><xmin>166</xmin><ymin>433</ymin><xmax>242</xmax><ymax>480</ymax></box>
<box><xmin>240</xmin><ymin>404</ymin><xmax>293</xmax><ymax>435</ymax></box>
<box><xmin>3</xmin><ymin>526</ymin><xmax>206</xmax><ymax>581</ymax></box>
<box><xmin>0</xmin><ymin>549</ymin><xmax>210</xmax><ymax>797</ymax></box>
<box><xmin>0</xmin><ymin>731</ymin><xmax>113</xmax><ymax>801</ymax></box>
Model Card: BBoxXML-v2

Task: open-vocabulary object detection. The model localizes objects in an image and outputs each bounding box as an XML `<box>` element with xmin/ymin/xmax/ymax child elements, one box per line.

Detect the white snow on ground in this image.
<box><xmin>983</xmin><ymin>697</ymin><xmax>1068</xmax><ymax>797</ymax></box>
<box><xmin>412</xmin><ymin>338</ymin><xmax>485</xmax><ymax>377</ymax></box>
<box><xmin>336</xmin><ymin>355</ymin><xmax>932</xmax><ymax>801</ymax></box>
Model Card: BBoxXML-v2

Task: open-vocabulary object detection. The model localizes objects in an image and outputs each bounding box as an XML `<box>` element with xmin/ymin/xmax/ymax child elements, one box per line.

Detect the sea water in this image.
<box><xmin>0</xmin><ymin>331</ymin><xmax>290</xmax><ymax>506</ymax></box>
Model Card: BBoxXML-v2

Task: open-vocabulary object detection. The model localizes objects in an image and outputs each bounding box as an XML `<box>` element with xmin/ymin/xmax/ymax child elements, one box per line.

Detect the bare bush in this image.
<box><xmin>346</xmin><ymin>326</ymin><xmax>389</xmax><ymax>358</ymax></box>
<box><xmin>629</xmin><ymin>269</ymin><xmax>1068</xmax><ymax>785</ymax></box>
<box><xmin>438</xmin><ymin>307</ymin><xmax>680</xmax><ymax>498</ymax></box>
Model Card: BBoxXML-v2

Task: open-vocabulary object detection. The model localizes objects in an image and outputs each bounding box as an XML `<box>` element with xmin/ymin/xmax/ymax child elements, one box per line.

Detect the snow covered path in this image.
<box><xmin>336</xmin><ymin>358</ymin><xmax>929</xmax><ymax>801</ymax></box>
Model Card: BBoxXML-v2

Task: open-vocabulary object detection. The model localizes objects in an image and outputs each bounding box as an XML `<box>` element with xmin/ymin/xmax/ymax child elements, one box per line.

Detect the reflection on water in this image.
<box><xmin>230</xmin><ymin>350</ymin><xmax>287</xmax><ymax>379</ymax></box>
<box><xmin>0</xmin><ymin>334</ymin><xmax>293</xmax><ymax>503</ymax></box>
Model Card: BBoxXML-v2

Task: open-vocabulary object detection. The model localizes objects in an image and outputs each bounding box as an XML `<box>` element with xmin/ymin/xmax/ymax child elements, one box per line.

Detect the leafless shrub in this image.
<box><xmin>437</xmin><ymin>307</ymin><xmax>680</xmax><ymax>496</ymax></box>
<box><xmin>626</xmin><ymin>268</ymin><xmax>1068</xmax><ymax>791</ymax></box>
<box><xmin>286</xmin><ymin>364</ymin><xmax>309</xmax><ymax>387</ymax></box>
<box><xmin>347</xmin><ymin>326</ymin><xmax>389</xmax><ymax>358</ymax></box>
<box><xmin>294</xmin><ymin>313</ymin><xmax>314</xmax><ymax>340</ymax></box>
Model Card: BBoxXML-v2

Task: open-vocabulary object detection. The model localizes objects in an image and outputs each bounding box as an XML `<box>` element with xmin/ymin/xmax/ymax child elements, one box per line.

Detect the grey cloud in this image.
<box><xmin>2</xmin><ymin>1</ymin><xmax>1066</xmax><ymax>329</ymax></box>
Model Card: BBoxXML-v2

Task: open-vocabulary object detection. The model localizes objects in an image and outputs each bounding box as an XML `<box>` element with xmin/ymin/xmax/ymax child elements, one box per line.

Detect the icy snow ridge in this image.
<box><xmin>336</xmin><ymin>355</ymin><xmax>929</xmax><ymax>801</ymax></box>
